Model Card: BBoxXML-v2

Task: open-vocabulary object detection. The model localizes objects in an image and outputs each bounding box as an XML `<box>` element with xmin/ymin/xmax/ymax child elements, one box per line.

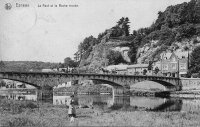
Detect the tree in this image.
<box><xmin>128</xmin><ymin>43</ymin><xmax>137</xmax><ymax>63</ymax></box>
<box><xmin>117</xmin><ymin>17</ymin><xmax>125</xmax><ymax>26</ymax></box>
<box><xmin>0</xmin><ymin>61</ymin><xmax>5</xmax><ymax>71</ymax></box>
<box><xmin>58</xmin><ymin>62</ymin><xmax>64</xmax><ymax>68</ymax></box>
<box><xmin>110</xmin><ymin>26</ymin><xmax>124</xmax><ymax>37</ymax></box>
<box><xmin>148</xmin><ymin>61</ymin><xmax>153</xmax><ymax>70</ymax></box>
<box><xmin>80</xmin><ymin>36</ymin><xmax>98</xmax><ymax>52</ymax></box>
<box><xmin>0</xmin><ymin>80</ymin><xmax>6</xmax><ymax>88</ymax></box>
<box><xmin>106</xmin><ymin>50</ymin><xmax>126</xmax><ymax>65</ymax></box>
<box><xmin>64</xmin><ymin>57</ymin><xmax>77</xmax><ymax>68</ymax></box>
<box><xmin>189</xmin><ymin>46</ymin><xmax>200</xmax><ymax>74</ymax></box>
<box><xmin>154</xmin><ymin>66</ymin><xmax>160</xmax><ymax>75</ymax></box>
<box><xmin>77</xmin><ymin>36</ymin><xmax>98</xmax><ymax>61</ymax></box>
<box><xmin>143</xmin><ymin>69</ymin><xmax>147</xmax><ymax>75</ymax></box>
<box><xmin>115</xmin><ymin>17</ymin><xmax>130</xmax><ymax>36</ymax></box>
<box><xmin>123</xmin><ymin>17</ymin><xmax>130</xmax><ymax>36</ymax></box>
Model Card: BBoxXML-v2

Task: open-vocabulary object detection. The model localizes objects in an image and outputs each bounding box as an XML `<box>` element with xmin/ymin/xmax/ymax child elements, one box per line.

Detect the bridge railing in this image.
<box><xmin>0</xmin><ymin>71</ymin><xmax>179</xmax><ymax>79</ymax></box>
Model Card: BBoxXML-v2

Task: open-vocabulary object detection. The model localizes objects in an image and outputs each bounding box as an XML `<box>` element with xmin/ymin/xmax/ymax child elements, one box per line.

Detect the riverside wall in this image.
<box><xmin>180</xmin><ymin>78</ymin><xmax>200</xmax><ymax>90</ymax></box>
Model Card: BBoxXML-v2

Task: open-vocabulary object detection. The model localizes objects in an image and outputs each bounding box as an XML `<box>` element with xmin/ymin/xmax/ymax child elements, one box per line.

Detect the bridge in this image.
<box><xmin>0</xmin><ymin>71</ymin><xmax>181</xmax><ymax>99</ymax></box>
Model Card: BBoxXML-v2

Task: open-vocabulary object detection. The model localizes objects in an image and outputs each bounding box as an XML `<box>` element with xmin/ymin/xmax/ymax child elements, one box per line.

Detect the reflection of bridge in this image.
<box><xmin>0</xmin><ymin>71</ymin><xmax>181</xmax><ymax>99</ymax></box>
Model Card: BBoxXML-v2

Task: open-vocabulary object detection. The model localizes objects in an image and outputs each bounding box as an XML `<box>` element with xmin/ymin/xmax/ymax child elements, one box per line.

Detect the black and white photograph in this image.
<box><xmin>0</xmin><ymin>0</ymin><xmax>200</xmax><ymax>126</ymax></box>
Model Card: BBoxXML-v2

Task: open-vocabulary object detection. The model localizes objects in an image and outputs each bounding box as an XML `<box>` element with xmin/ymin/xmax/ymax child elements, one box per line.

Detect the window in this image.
<box><xmin>162</xmin><ymin>64</ymin><xmax>168</xmax><ymax>70</ymax></box>
<box><xmin>180</xmin><ymin>63</ymin><xmax>187</xmax><ymax>69</ymax></box>
<box><xmin>172</xmin><ymin>57</ymin><xmax>176</xmax><ymax>62</ymax></box>
<box><xmin>171</xmin><ymin>64</ymin><xmax>176</xmax><ymax>69</ymax></box>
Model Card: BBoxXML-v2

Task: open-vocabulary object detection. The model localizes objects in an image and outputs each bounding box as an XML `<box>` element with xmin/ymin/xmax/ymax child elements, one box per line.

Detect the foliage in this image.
<box><xmin>0</xmin><ymin>80</ymin><xmax>6</xmax><ymax>87</ymax></box>
<box><xmin>147</xmin><ymin>30</ymin><xmax>160</xmax><ymax>40</ymax></box>
<box><xmin>82</xmin><ymin>46</ymin><xmax>93</xmax><ymax>60</ymax></box>
<box><xmin>128</xmin><ymin>43</ymin><xmax>137</xmax><ymax>63</ymax></box>
<box><xmin>97</xmin><ymin>31</ymin><xmax>107</xmax><ymax>41</ymax></box>
<box><xmin>193</xmin><ymin>38</ymin><xmax>200</xmax><ymax>44</ymax></box>
<box><xmin>64</xmin><ymin>57</ymin><xmax>78</xmax><ymax>68</ymax></box>
<box><xmin>153</xmin><ymin>0</ymin><xmax>199</xmax><ymax>29</ymax></box>
<box><xmin>154</xmin><ymin>67</ymin><xmax>160</xmax><ymax>74</ymax></box>
<box><xmin>0</xmin><ymin>61</ymin><xmax>5</xmax><ymax>71</ymax></box>
<box><xmin>189</xmin><ymin>46</ymin><xmax>200</xmax><ymax>74</ymax></box>
<box><xmin>175</xmin><ymin>23</ymin><xmax>196</xmax><ymax>41</ymax></box>
<box><xmin>117</xmin><ymin>17</ymin><xmax>130</xmax><ymax>36</ymax></box>
<box><xmin>110</xmin><ymin>17</ymin><xmax>130</xmax><ymax>37</ymax></box>
<box><xmin>157</xmin><ymin>25</ymin><xmax>176</xmax><ymax>46</ymax></box>
<box><xmin>81</xmin><ymin>36</ymin><xmax>98</xmax><ymax>51</ymax></box>
<box><xmin>106</xmin><ymin>50</ymin><xmax>126</xmax><ymax>65</ymax></box>
<box><xmin>143</xmin><ymin>69</ymin><xmax>147</xmax><ymax>75</ymax></box>
<box><xmin>110</xmin><ymin>26</ymin><xmax>124</xmax><ymax>37</ymax></box>
<box><xmin>1</xmin><ymin>61</ymin><xmax>59</xmax><ymax>72</ymax></box>
<box><xmin>78</xmin><ymin>36</ymin><xmax>99</xmax><ymax>61</ymax></box>
<box><xmin>58</xmin><ymin>62</ymin><xmax>64</xmax><ymax>68</ymax></box>
<box><xmin>183</xmin><ymin>46</ymin><xmax>189</xmax><ymax>51</ymax></box>
<box><xmin>151</xmin><ymin>45</ymin><xmax>168</xmax><ymax>61</ymax></box>
<box><xmin>76</xmin><ymin>0</ymin><xmax>200</xmax><ymax>66</ymax></box>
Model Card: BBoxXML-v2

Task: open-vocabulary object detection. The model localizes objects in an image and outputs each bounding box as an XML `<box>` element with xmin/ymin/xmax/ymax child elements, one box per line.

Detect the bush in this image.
<box><xmin>193</xmin><ymin>39</ymin><xmax>200</xmax><ymax>44</ymax></box>
<box><xmin>106</xmin><ymin>50</ymin><xmax>126</xmax><ymax>65</ymax></box>
<box><xmin>189</xmin><ymin>45</ymin><xmax>200</xmax><ymax>74</ymax></box>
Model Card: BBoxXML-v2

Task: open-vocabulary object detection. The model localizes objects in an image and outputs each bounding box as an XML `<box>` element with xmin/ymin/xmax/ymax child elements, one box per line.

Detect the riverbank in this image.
<box><xmin>170</xmin><ymin>90</ymin><xmax>200</xmax><ymax>98</ymax></box>
<box><xmin>1</xmin><ymin>99</ymin><xmax>200</xmax><ymax>127</ymax></box>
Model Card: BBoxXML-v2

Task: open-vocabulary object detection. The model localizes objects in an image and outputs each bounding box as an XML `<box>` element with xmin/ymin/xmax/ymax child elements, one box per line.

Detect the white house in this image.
<box><xmin>127</xmin><ymin>64</ymin><xmax>150</xmax><ymax>75</ymax></box>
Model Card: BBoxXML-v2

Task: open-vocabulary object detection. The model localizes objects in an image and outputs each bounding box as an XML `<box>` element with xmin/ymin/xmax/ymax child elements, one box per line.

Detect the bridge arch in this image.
<box><xmin>90</xmin><ymin>79</ymin><xmax>123</xmax><ymax>87</ymax></box>
<box><xmin>0</xmin><ymin>72</ymin><xmax>181</xmax><ymax>93</ymax></box>
<box><xmin>130</xmin><ymin>80</ymin><xmax>176</xmax><ymax>91</ymax></box>
<box><xmin>151</xmin><ymin>80</ymin><xmax>175</xmax><ymax>87</ymax></box>
<box><xmin>0</xmin><ymin>77</ymin><xmax>41</xmax><ymax>89</ymax></box>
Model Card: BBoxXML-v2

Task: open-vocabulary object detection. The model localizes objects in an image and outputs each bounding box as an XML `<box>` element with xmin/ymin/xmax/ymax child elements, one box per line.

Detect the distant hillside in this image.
<box><xmin>76</xmin><ymin>0</ymin><xmax>200</xmax><ymax>71</ymax></box>
<box><xmin>0</xmin><ymin>61</ymin><xmax>59</xmax><ymax>72</ymax></box>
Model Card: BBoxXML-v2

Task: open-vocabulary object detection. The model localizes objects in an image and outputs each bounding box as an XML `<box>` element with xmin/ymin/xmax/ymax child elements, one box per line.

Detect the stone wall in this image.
<box><xmin>180</xmin><ymin>78</ymin><xmax>200</xmax><ymax>90</ymax></box>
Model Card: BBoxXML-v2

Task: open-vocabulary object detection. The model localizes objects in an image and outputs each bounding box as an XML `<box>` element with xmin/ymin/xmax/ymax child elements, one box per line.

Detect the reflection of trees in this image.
<box><xmin>108</xmin><ymin>96</ymin><xmax>130</xmax><ymax>111</ymax></box>
<box><xmin>151</xmin><ymin>99</ymin><xmax>182</xmax><ymax>112</ymax></box>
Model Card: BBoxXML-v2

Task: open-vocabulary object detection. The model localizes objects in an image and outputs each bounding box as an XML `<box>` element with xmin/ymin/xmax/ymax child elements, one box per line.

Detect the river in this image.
<box><xmin>0</xmin><ymin>90</ymin><xmax>200</xmax><ymax>113</ymax></box>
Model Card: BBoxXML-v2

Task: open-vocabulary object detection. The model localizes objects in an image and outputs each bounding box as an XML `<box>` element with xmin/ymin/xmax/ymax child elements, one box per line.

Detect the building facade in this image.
<box><xmin>127</xmin><ymin>64</ymin><xmax>151</xmax><ymax>75</ymax></box>
<box><xmin>159</xmin><ymin>52</ymin><xmax>188</xmax><ymax>77</ymax></box>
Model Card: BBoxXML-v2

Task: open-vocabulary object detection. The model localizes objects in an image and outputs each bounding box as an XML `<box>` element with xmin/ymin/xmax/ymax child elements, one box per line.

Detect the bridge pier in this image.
<box><xmin>112</xmin><ymin>85</ymin><xmax>130</xmax><ymax>96</ymax></box>
<box><xmin>37</xmin><ymin>86</ymin><xmax>53</xmax><ymax>101</ymax></box>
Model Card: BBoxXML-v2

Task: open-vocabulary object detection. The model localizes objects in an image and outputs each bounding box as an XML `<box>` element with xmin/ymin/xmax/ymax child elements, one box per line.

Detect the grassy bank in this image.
<box><xmin>1</xmin><ymin>99</ymin><xmax>200</xmax><ymax>127</ymax></box>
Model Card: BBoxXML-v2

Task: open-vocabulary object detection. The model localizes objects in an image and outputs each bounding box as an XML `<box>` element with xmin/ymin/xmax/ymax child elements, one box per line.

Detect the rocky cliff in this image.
<box><xmin>78</xmin><ymin>0</ymin><xmax>200</xmax><ymax>71</ymax></box>
<box><xmin>79</xmin><ymin>35</ymin><xmax>131</xmax><ymax>71</ymax></box>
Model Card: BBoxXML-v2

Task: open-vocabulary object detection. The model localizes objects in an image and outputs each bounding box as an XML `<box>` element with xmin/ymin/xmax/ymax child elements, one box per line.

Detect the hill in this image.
<box><xmin>0</xmin><ymin>61</ymin><xmax>59</xmax><ymax>72</ymax></box>
<box><xmin>76</xmin><ymin>0</ymin><xmax>200</xmax><ymax>71</ymax></box>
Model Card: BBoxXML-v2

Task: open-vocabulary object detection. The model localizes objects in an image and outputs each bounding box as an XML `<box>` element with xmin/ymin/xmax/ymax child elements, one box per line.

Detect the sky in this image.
<box><xmin>0</xmin><ymin>0</ymin><xmax>191</xmax><ymax>63</ymax></box>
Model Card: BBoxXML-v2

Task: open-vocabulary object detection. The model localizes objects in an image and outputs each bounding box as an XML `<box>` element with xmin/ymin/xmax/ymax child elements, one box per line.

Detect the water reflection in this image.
<box><xmin>1</xmin><ymin>90</ymin><xmax>200</xmax><ymax>112</ymax></box>
<box><xmin>0</xmin><ymin>91</ymin><xmax>37</xmax><ymax>101</ymax></box>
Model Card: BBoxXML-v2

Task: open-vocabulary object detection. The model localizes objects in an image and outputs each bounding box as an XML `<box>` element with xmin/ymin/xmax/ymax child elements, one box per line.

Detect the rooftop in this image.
<box><xmin>127</xmin><ymin>64</ymin><xmax>149</xmax><ymax>68</ymax></box>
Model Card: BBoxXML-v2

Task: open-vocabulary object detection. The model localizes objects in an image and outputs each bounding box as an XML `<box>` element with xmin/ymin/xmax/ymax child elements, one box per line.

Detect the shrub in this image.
<box><xmin>193</xmin><ymin>39</ymin><xmax>200</xmax><ymax>44</ymax></box>
<box><xmin>106</xmin><ymin>50</ymin><xmax>127</xmax><ymax>65</ymax></box>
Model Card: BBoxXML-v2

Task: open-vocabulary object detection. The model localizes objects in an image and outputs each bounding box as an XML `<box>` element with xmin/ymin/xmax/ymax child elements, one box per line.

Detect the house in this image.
<box><xmin>41</xmin><ymin>69</ymin><xmax>55</xmax><ymax>72</ymax></box>
<box><xmin>115</xmin><ymin>68</ymin><xmax>127</xmax><ymax>75</ymax></box>
<box><xmin>105</xmin><ymin>64</ymin><xmax>128</xmax><ymax>74</ymax></box>
<box><xmin>127</xmin><ymin>64</ymin><xmax>151</xmax><ymax>75</ymax></box>
<box><xmin>159</xmin><ymin>51</ymin><xmax>188</xmax><ymax>77</ymax></box>
<box><xmin>105</xmin><ymin>64</ymin><xmax>152</xmax><ymax>75</ymax></box>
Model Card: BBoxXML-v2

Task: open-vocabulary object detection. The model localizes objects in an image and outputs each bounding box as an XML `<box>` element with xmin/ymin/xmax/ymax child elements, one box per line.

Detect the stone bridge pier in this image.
<box><xmin>36</xmin><ymin>84</ymin><xmax>53</xmax><ymax>101</ymax></box>
<box><xmin>112</xmin><ymin>85</ymin><xmax>130</xmax><ymax>96</ymax></box>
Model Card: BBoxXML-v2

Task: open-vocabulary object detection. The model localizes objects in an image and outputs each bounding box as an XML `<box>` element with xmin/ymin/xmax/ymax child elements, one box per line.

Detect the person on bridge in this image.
<box><xmin>67</xmin><ymin>95</ymin><xmax>76</xmax><ymax>122</ymax></box>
